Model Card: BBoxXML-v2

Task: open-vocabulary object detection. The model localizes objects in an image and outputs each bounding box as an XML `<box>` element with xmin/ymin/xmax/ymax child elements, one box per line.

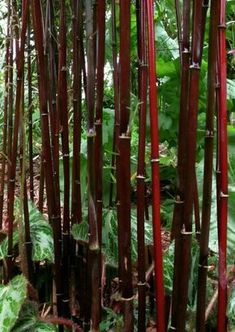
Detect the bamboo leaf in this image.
<box><xmin>0</xmin><ymin>275</ymin><xmax>27</xmax><ymax>332</ymax></box>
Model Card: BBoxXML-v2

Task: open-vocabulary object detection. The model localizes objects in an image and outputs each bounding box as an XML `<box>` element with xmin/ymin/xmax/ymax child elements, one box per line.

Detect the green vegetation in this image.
<box><xmin>0</xmin><ymin>1</ymin><xmax>234</xmax><ymax>331</ymax></box>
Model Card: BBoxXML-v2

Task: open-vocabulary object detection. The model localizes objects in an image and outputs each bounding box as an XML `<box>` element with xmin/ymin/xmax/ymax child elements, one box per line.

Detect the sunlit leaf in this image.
<box><xmin>0</xmin><ymin>275</ymin><xmax>27</xmax><ymax>332</ymax></box>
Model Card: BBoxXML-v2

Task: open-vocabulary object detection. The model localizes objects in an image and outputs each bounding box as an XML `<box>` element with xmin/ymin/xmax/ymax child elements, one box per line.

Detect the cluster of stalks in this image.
<box><xmin>0</xmin><ymin>1</ymin><xmax>229</xmax><ymax>331</ymax></box>
<box><xmin>171</xmin><ymin>0</ymin><xmax>229</xmax><ymax>331</ymax></box>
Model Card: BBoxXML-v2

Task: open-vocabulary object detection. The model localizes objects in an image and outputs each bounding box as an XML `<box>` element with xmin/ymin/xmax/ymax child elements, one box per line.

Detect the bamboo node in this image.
<box><xmin>174</xmin><ymin>198</ymin><xmax>184</xmax><ymax>204</ymax></box>
<box><xmin>119</xmin><ymin>134</ymin><xmax>130</xmax><ymax>140</ymax></box>
<box><xmin>182</xmin><ymin>48</ymin><xmax>189</xmax><ymax>54</ymax></box>
<box><xmin>151</xmin><ymin>158</ymin><xmax>160</xmax><ymax>163</ymax></box>
<box><xmin>198</xmin><ymin>264</ymin><xmax>210</xmax><ymax>269</ymax></box>
<box><xmin>137</xmin><ymin>281</ymin><xmax>147</xmax><ymax>286</ymax></box>
<box><xmin>63</xmin><ymin>153</ymin><xmax>69</xmax><ymax>158</ymax></box>
<box><xmin>169</xmin><ymin>326</ymin><xmax>176</xmax><ymax>330</ymax></box>
<box><xmin>136</xmin><ymin>175</ymin><xmax>145</xmax><ymax>179</ymax></box>
<box><xmin>9</xmin><ymin>178</ymin><xmax>15</xmax><ymax>183</ymax></box>
<box><xmin>62</xmin><ymin>299</ymin><xmax>69</xmax><ymax>303</ymax></box>
<box><xmin>61</xmin><ymin>66</ymin><xmax>67</xmax><ymax>72</ymax></box>
<box><xmin>120</xmin><ymin>295</ymin><xmax>135</xmax><ymax>302</ymax></box>
<box><xmin>7</xmin><ymin>254</ymin><xmax>13</xmax><ymax>258</ymax></box>
<box><xmin>181</xmin><ymin>230</ymin><xmax>193</xmax><ymax>235</ymax></box>
<box><xmin>216</xmin><ymin>83</ymin><xmax>220</xmax><ymax>89</ymax></box>
<box><xmin>95</xmin><ymin>119</ymin><xmax>102</xmax><ymax>126</ymax></box>
<box><xmin>218</xmin><ymin>24</ymin><xmax>226</xmax><ymax>29</ymax></box>
<box><xmin>190</xmin><ymin>62</ymin><xmax>200</xmax><ymax>70</ymax></box>
<box><xmin>196</xmin><ymin>231</ymin><xmax>201</xmax><ymax>235</ymax></box>
<box><xmin>205</xmin><ymin>130</ymin><xmax>214</xmax><ymax>138</ymax></box>
<box><xmin>220</xmin><ymin>192</ymin><xmax>229</xmax><ymax>198</ymax></box>
<box><xmin>87</xmin><ymin>129</ymin><xmax>96</xmax><ymax>137</ymax></box>
<box><xmin>62</xmin><ymin>231</ymin><xmax>69</xmax><ymax>236</ymax></box>
<box><xmin>41</xmin><ymin>113</ymin><xmax>48</xmax><ymax>117</ymax></box>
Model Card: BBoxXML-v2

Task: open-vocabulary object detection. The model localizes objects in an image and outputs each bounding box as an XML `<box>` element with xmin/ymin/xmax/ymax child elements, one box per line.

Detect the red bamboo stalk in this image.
<box><xmin>7</xmin><ymin>17</ymin><xmax>14</xmax><ymax>169</ymax></box>
<box><xmin>109</xmin><ymin>0</ymin><xmax>120</xmax><ymax>207</ymax></box>
<box><xmin>146</xmin><ymin>2</ymin><xmax>165</xmax><ymax>331</ymax></box>
<box><xmin>117</xmin><ymin>1</ymin><xmax>134</xmax><ymax>330</ymax></box>
<box><xmin>27</xmin><ymin>21</ymin><xmax>34</xmax><ymax>202</ymax></box>
<box><xmin>71</xmin><ymin>0</ymin><xmax>82</xmax><ymax>226</ymax></box>
<box><xmin>91</xmin><ymin>0</ymin><xmax>106</xmax><ymax>329</ymax></box>
<box><xmin>196</xmin><ymin>2</ymin><xmax>219</xmax><ymax>329</ymax></box>
<box><xmin>174</xmin><ymin>1</ymin><xmax>205</xmax><ymax>330</ymax></box>
<box><xmin>84</xmin><ymin>1</ymin><xmax>98</xmax><ymax>328</ymax></box>
<box><xmin>0</xmin><ymin>3</ymin><xmax>10</xmax><ymax>226</ymax></box>
<box><xmin>7</xmin><ymin>0</ymin><xmax>29</xmax><ymax>281</ymax></box>
<box><xmin>171</xmin><ymin>0</ymin><xmax>190</xmax><ymax>243</ymax></box>
<box><xmin>57</xmin><ymin>0</ymin><xmax>70</xmax><ymax>317</ymax></box>
<box><xmin>136</xmin><ymin>0</ymin><xmax>148</xmax><ymax>330</ymax></box>
<box><xmin>217</xmin><ymin>1</ymin><xmax>228</xmax><ymax>329</ymax></box>
<box><xmin>31</xmin><ymin>0</ymin><xmax>63</xmax><ymax>315</ymax></box>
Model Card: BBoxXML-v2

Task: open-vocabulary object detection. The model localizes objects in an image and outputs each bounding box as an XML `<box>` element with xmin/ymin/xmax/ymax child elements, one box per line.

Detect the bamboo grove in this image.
<box><xmin>0</xmin><ymin>0</ymin><xmax>233</xmax><ymax>331</ymax></box>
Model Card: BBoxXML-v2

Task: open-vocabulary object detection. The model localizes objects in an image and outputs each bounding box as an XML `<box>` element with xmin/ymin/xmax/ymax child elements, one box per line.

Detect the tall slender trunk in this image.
<box><xmin>109</xmin><ymin>0</ymin><xmax>119</xmax><ymax>207</ymax></box>
<box><xmin>196</xmin><ymin>2</ymin><xmax>219</xmax><ymax>330</ymax></box>
<box><xmin>7</xmin><ymin>0</ymin><xmax>29</xmax><ymax>281</ymax></box>
<box><xmin>57</xmin><ymin>0</ymin><xmax>70</xmax><ymax>317</ymax></box>
<box><xmin>31</xmin><ymin>0</ymin><xmax>63</xmax><ymax>315</ymax></box>
<box><xmin>0</xmin><ymin>2</ymin><xmax>10</xmax><ymax>226</ymax></box>
<box><xmin>91</xmin><ymin>1</ymin><xmax>106</xmax><ymax>330</ymax></box>
<box><xmin>217</xmin><ymin>1</ymin><xmax>228</xmax><ymax>329</ymax></box>
<box><xmin>146</xmin><ymin>2</ymin><xmax>165</xmax><ymax>331</ymax></box>
<box><xmin>136</xmin><ymin>1</ymin><xmax>148</xmax><ymax>330</ymax></box>
<box><xmin>84</xmin><ymin>1</ymin><xmax>98</xmax><ymax>329</ymax></box>
<box><xmin>27</xmin><ymin>21</ymin><xmax>34</xmax><ymax>202</ymax></box>
<box><xmin>174</xmin><ymin>1</ymin><xmax>205</xmax><ymax>330</ymax></box>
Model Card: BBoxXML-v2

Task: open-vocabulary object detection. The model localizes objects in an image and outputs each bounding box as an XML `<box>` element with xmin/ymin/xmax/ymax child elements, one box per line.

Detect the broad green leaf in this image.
<box><xmin>28</xmin><ymin>202</ymin><xmax>54</xmax><ymax>262</ymax></box>
<box><xmin>12</xmin><ymin>301</ymin><xmax>57</xmax><ymax>332</ymax></box>
<box><xmin>0</xmin><ymin>231</ymin><xmax>19</xmax><ymax>260</ymax></box>
<box><xmin>0</xmin><ymin>202</ymin><xmax>55</xmax><ymax>263</ymax></box>
<box><xmin>196</xmin><ymin>158</ymin><xmax>235</xmax><ymax>264</ymax></box>
<box><xmin>0</xmin><ymin>275</ymin><xmax>27</xmax><ymax>332</ymax></box>
<box><xmin>71</xmin><ymin>221</ymin><xmax>89</xmax><ymax>243</ymax></box>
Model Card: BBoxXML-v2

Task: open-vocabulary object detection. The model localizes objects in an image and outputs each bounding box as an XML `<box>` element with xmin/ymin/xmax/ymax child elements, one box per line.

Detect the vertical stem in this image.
<box><xmin>136</xmin><ymin>0</ymin><xmax>148</xmax><ymax>330</ymax></box>
<box><xmin>71</xmin><ymin>0</ymin><xmax>82</xmax><ymax>226</ymax></box>
<box><xmin>117</xmin><ymin>1</ymin><xmax>133</xmax><ymax>330</ymax></box>
<box><xmin>196</xmin><ymin>2</ymin><xmax>219</xmax><ymax>330</ymax></box>
<box><xmin>0</xmin><ymin>2</ymin><xmax>10</xmax><ymax>226</ymax></box>
<box><xmin>32</xmin><ymin>0</ymin><xmax>63</xmax><ymax>315</ymax></box>
<box><xmin>92</xmin><ymin>0</ymin><xmax>106</xmax><ymax>330</ymax></box>
<box><xmin>7</xmin><ymin>0</ymin><xmax>29</xmax><ymax>281</ymax></box>
<box><xmin>217</xmin><ymin>1</ymin><xmax>228</xmax><ymax>330</ymax></box>
<box><xmin>146</xmin><ymin>1</ymin><xmax>165</xmax><ymax>331</ymax></box>
<box><xmin>57</xmin><ymin>0</ymin><xmax>70</xmax><ymax>317</ymax></box>
<box><xmin>27</xmin><ymin>20</ymin><xmax>34</xmax><ymax>202</ymax></box>
<box><xmin>84</xmin><ymin>1</ymin><xmax>98</xmax><ymax>329</ymax></box>
<box><xmin>174</xmin><ymin>1</ymin><xmax>205</xmax><ymax>330</ymax></box>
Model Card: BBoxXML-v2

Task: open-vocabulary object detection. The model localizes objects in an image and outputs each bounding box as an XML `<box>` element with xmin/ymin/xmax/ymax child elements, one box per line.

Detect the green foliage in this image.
<box><xmin>0</xmin><ymin>202</ymin><xmax>54</xmax><ymax>263</ymax></box>
<box><xmin>100</xmin><ymin>307</ymin><xmax>123</xmax><ymax>332</ymax></box>
<box><xmin>12</xmin><ymin>301</ymin><xmax>57</xmax><ymax>332</ymax></box>
<box><xmin>0</xmin><ymin>231</ymin><xmax>19</xmax><ymax>260</ymax></box>
<box><xmin>228</xmin><ymin>287</ymin><xmax>235</xmax><ymax>329</ymax></box>
<box><xmin>28</xmin><ymin>202</ymin><xmax>54</xmax><ymax>262</ymax></box>
<box><xmin>71</xmin><ymin>221</ymin><xmax>89</xmax><ymax>244</ymax></box>
<box><xmin>0</xmin><ymin>275</ymin><xmax>27</xmax><ymax>332</ymax></box>
<box><xmin>72</xmin><ymin>208</ymin><xmax>153</xmax><ymax>267</ymax></box>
